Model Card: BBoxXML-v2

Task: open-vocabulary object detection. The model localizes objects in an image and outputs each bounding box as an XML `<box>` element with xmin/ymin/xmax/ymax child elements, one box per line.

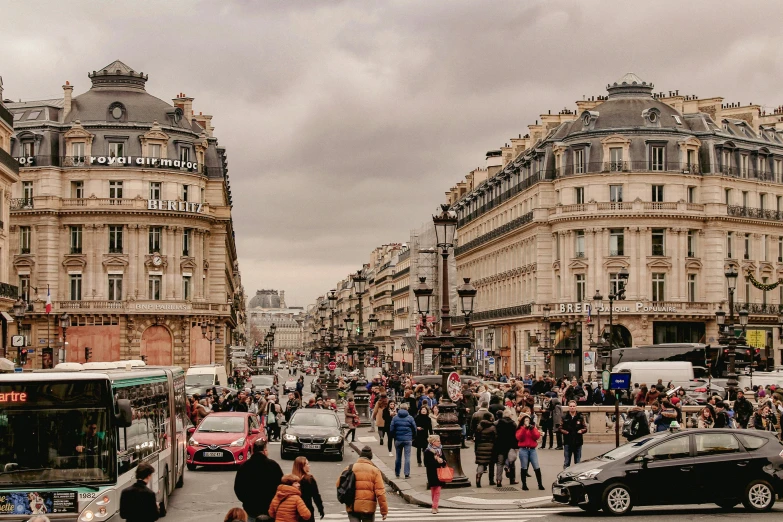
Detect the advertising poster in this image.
<box><xmin>583</xmin><ymin>351</ymin><xmax>596</xmax><ymax>373</ymax></box>
<box><xmin>0</xmin><ymin>491</ymin><xmax>77</xmax><ymax>515</ymax></box>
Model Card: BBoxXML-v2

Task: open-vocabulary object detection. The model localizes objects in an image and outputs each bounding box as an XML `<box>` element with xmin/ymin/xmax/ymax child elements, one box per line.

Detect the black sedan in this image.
<box><xmin>280</xmin><ymin>409</ymin><xmax>347</xmax><ymax>461</ymax></box>
<box><xmin>552</xmin><ymin>429</ymin><xmax>783</xmax><ymax>515</ymax></box>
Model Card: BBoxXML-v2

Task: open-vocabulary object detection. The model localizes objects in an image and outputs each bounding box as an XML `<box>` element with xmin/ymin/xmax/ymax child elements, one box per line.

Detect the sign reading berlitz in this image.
<box><xmin>148</xmin><ymin>199</ymin><xmax>204</xmax><ymax>213</ymax></box>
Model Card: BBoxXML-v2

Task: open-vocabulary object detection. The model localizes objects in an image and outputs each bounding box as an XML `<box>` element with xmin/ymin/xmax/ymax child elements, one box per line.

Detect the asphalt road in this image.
<box><xmin>163</xmin><ymin>368</ymin><xmax>783</xmax><ymax>522</ymax></box>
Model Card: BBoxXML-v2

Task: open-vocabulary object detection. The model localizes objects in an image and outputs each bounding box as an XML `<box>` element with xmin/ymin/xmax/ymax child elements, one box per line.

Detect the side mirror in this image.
<box><xmin>116</xmin><ymin>398</ymin><xmax>132</xmax><ymax>428</ymax></box>
<box><xmin>250</xmin><ymin>428</ymin><xmax>260</xmax><ymax>435</ymax></box>
<box><xmin>638</xmin><ymin>454</ymin><xmax>653</xmax><ymax>467</ymax></box>
<box><xmin>187</xmin><ymin>427</ymin><xmax>196</xmax><ymax>435</ymax></box>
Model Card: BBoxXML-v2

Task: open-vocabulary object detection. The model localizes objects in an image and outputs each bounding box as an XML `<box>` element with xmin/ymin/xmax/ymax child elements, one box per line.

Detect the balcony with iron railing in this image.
<box><xmin>552</xmin><ymin>199</ymin><xmax>706</xmax><ymax>218</ymax></box>
<box><xmin>455</xmin><ymin>211</ymin><xmax>534</xmax><ymax>256</ymax></box>
<box><xmin>555</xmin><ymin>161</ymin><xmax>702</xmax><ymax>178</ymax></box>
<box><xmin>14</xmin><ymin>155</ymin><xmax>204</xmax><ymax>174</ymax></box>
<box><xmin>0</xmin><ymin>282</ymin><xmax>19</xmax><ymax>301</ymax></box>
<box><xmin>457</xmin><ymin>172</ymin><xmax>544</xmax><ymax>227</ymax></box>
<box><xmin>470</xmin><ymin>304</ymin><xmax>533</xmax><ymax>322</ymax></box>
<box><xmin>727</xmin><ymin>204</ymin><xmax>783</xmax><ymax>223</ymax></box>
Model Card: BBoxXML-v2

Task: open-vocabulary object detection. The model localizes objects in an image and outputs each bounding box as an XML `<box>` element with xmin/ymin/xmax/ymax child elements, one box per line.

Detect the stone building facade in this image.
<box><xmin>447</xmin><ymin>73</ymin><xmax>783</xmax><ymax>378</ymax></box>
<box><xmin>6</xmin><ymin>61</ymin><xmax>243</xmax><ymax>368</ymax></box>
<box><xmin>247</xmin><ymin>290</ymin><xmax>304</xmax><ymax>360</ymax></box>
<box><xmin>0</xmin><ymin>77</ymin><xmax>21</xmax><ymax>358</ymax></box>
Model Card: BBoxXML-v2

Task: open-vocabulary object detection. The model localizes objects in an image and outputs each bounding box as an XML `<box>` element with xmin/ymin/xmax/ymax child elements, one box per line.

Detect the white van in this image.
<box><xmin>738</xmin><ymin>370</ymin><xmax>783</xmax><ymax>390</ymax></box>
<box><xmin>186</xmin><ymin>364</ymin><xmax>229</xmax><ymax>388</ymax></box>
<box><xmin>612</xmin><ymin>361</ymin><xmax>694</xmax><ymax>385</ymax></box>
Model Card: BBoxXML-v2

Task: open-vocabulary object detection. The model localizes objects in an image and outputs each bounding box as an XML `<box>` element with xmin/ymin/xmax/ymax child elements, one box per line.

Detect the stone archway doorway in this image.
<box><xmin>141</xmin><ymin>325</ymin><xmax>173</xmax><ymax>366</ymax></box>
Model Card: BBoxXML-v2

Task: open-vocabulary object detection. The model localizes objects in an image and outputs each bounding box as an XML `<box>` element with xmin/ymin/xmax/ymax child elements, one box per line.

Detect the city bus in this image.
<box><xmin>609</xmin><ymin>342</ymin><xmax>758</xmax><ymax>377</ymax></box>
<box><xmin>0</xmin><ymin>361</ymin><xmax>189</xmax><ymax>522</ymax></box>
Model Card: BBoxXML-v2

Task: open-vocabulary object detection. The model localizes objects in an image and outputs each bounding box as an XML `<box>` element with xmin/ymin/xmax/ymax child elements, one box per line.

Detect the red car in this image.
<box><xmin>187</xmin><ymin>412</ymin><xmax>264</xmax><ymax>469</ymax></box>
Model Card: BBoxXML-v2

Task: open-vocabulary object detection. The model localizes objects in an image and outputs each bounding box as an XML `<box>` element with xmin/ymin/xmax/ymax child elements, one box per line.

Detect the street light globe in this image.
<box><xmin>739</xmin><ymin>308</ymin><xmax>749</xmax><ymax>327</ymax></box>
<box><xmin>456</xmin><ymin>277</ymin><xmax>477</xmax><ymax>317</ymax></box>
<box><xmin>725</xmin><ymin>266</ymin><xmax>739</xmax><ymax>291</ymax></box>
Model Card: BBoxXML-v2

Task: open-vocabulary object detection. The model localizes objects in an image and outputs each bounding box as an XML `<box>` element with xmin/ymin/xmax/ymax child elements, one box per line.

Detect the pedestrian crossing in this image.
<box><xmin>321</xmin><ymin>506</ymin><xmax>573</xmax><ymax>521</ymax></box>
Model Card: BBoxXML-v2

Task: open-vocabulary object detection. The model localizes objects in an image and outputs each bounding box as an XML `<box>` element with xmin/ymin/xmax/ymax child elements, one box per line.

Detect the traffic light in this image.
<box><xmin>19</xmin><ymin>348</ymin><xmax>27</xmax><ymax>365</ymax></box>
<box><xmin>274</xmin><ymin>351</ymin><xmax>278</xmax><ymax>357</ymax></box>
<box><xmin>84</xmin><ymin>346</ymin><xmax>92</xmax><ymax>362</ymax></box>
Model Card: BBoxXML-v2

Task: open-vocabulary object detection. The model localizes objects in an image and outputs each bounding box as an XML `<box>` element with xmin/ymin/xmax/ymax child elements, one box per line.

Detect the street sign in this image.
<box><xmin>328</xmin><ymin>361</ymin><xmax>337</xmax><ymax>371</ymax></box>
<box><xmin>609</xmin><ymin>372</ymin><xmax>632</xmax><ymax>390</ymax></box>
<box><xmin>423</xmin><ymin>349</ymin><xmax>433</xmax><ymax>366</ymax></box>
<box><xmin>13</xmin><ymin>367</ymin><xmax>22</xmax><ymax>373</ymax></box>
<box><xmin>602</xmin><ymin>370</ymin><xmax>610</xmax><ymax>390</ymax></box>
<box><xmin>487</xmin><ymin>357</ymin><xmax>495</xmax><ymax>364</ymax></box>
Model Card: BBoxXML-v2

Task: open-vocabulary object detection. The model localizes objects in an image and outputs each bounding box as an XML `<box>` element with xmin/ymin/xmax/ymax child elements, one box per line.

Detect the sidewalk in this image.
<box><xmin>348</xmin><ymin>431</ymin><xmax>613</xmax><ymax>510</ymax></box>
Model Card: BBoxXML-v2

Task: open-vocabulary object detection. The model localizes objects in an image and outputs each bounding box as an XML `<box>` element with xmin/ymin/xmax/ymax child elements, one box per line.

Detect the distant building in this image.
<box><xmin>247</xmin><ymin>290</ymin><xmax>304</xmax><ymax>355</ymax></box>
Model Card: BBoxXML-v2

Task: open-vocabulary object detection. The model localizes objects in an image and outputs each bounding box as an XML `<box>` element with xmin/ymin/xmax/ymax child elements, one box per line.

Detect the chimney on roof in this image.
<box><xmin>62</xmin><ymin>81</ymin><xmax>73</xmax><ymax>120</ymax></box>
<box><xmin>173</xmin><ymin>93</ymin><xmax>194</xmax><ymax>123</ymax></box>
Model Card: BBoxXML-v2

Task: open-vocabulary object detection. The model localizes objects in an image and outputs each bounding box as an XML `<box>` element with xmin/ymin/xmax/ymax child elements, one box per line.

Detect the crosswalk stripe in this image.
<box><xmin>322</xmin><ymin>507</ymin><xmax>573</xmax><ymax>521</ymax></box>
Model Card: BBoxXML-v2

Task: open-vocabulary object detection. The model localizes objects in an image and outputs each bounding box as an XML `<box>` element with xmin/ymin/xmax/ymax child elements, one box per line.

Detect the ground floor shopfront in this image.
<box><xmin>15</xmin><ymin>302</ymin><xmax>234</xmax><ymax>369</ymax></box>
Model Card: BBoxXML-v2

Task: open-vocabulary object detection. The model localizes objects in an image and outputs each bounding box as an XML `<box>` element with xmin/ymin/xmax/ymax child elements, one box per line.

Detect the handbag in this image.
<box><xmin>436</xmin><ymin>465</ymin><xmax>454</xmax><ymax>483</ymax></box>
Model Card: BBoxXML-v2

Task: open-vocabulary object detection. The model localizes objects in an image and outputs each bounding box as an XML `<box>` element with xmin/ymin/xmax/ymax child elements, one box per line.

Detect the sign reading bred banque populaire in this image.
<box><xmin>555</xmin><ymin>302</ymin><xmax>679</xmax><ymax>314</ymax></box>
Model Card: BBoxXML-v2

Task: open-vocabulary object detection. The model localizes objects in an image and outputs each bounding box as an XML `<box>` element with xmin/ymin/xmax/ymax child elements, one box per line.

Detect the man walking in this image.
<box><xmin>234</xmin><ymin>439</ymin><xmax>283</xmax><ymax>522</ymax></box>
<box><xmin>559</xmin><ymin>400</ymin><xmax>587</xmax><ymax>469</ymax></box>
<box><xmin>389</xmin><ymin>403</ymin><xmax>416</xmax><ymax>479</ymax></box>
<box><xmin>119</xmin><ymin>462</ymin><xmax>159</xmax><ymax>522</ymax></box>
<box><xmin>338</xmin><ymin>446</ymin><xmax>388</xmax><ymax>522</ymax></box>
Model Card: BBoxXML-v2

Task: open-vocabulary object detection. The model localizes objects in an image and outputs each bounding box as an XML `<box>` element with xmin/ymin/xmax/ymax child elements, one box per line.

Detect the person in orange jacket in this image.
<box><xmin>268</xmin><ymin>475</ymin><xmax>311</xmax><ymax>522</ymax></box>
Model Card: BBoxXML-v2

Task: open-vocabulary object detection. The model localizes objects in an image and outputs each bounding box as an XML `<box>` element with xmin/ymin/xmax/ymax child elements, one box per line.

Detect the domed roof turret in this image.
<box><xmin>606</xmin><ymin>72</ymin><xmax>655</xmax><ymax>99</ymax></box>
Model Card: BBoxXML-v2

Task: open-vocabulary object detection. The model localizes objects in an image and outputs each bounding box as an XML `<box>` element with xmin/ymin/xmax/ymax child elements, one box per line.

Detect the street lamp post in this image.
<box><xmin>607</xmin><ymin>267</ymin><xmax>629</xmax><ymax>353</ymax></box>
<box><xmin>542</xmin><ymin>305</ymin><xmax>551</xmax><ymax>375</ymax></box>
<box><xmin>717</xmin><ymin>267</ymin><xmax>741</xmax><ymax>398</ymax></box>
<box><xmin>413</xmin><ymin>277</ymin><xmax>433</xmax><ymax>373</ymax></box>
<box><xmin>428</xmin><ymin>203</ymin><xmax>470</xmax><ymax>488</ymax></box>
<box><xmin>201</xmin><ymin>320</ymin><xmax>222</xmax><ymax>364</ymax></box>
<box><xmin>351</xmin><ymin>270</ymin><xmax>371</xmax><ymax>426</ymax></box>
<box><xmin>59</xmin><ymin>312</ymin><xmax>71</xmax><ymax>364</ymax></box>
<box><xmin>12</xmin><ymin>298</ymin><xmax>25</xmax><ymax>363</ymax></box>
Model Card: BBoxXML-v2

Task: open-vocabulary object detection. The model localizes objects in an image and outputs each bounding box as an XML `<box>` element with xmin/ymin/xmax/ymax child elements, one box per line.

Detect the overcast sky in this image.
<box><xmin>4</xmin><ymin>0</ymin><xmax>783</xmax><ymax>307</ymax></box>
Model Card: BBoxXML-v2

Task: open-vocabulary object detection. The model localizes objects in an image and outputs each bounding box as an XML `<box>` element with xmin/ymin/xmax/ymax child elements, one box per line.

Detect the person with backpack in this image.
<box><xmin>388</xmin><ymin>403</ymin><xmax>417</xmax><ymax>479</ymax></box>
<box><xmin>336</xmin><ymin>446</ymin><xmax>388</xmax><ymax>522</ymax></box>
<box><xmin>623</xmin><ymin>405</ymin><xmax>651</xmax><ymax>441</ymax></box>
<box><xmin>268</xmin><ymin>475</ymin><xmax>311</xmax><ymax>522</ymax></box>
<box><xmin>234</xmin><ymin>439</ymin><xmax>283</xmax><ymax>522</ymax></box>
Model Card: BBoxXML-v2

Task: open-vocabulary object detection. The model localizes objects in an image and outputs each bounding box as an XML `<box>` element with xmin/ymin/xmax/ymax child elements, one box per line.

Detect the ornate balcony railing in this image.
<box><xmin>0</xmin><ymin>282</ymin><xmax>19</xmax><ymax>300</ymax></box>
<box><xmin>733</xmin><ymin>303</ymin><xmax>783</xmax><ymax>315</ymax></box>
<box><xmin>10</xmin><ymin>198</ymin><xmax>33</xmax><ymax>210</ymax></box>
<box><xmin>727</xmin><ymin>205</ymin><xmax>783</xmax><ymax>223</ymax></box>
<box><xmin>471</xmin><ymin>304</ymin><xmax>533</xmax><ymax>322</ymax></box>
<box><xmin>455</xmin><ymin>211</ymin><xmax>534</xmax><ymax>256</ymax></box>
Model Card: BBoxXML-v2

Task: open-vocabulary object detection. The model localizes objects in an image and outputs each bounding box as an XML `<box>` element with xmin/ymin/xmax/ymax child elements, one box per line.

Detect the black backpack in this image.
<box><xmin>622</xmin><ymin>416</ymin><xmax>637</xmax><ymax>439</ymax></box>
<box><xmin>336</xmin><ymin>464</ymin><xmax>356</xmax><ymax>505</ymax></box>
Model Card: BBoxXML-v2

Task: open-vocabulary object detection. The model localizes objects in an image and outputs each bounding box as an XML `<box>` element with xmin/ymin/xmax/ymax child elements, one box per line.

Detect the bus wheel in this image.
<box><xmin>159</xmin><ymin>481</ymin><xmax>169</xmax><ymax>517</ymax></box>
<box><xmin>176</xmin><ymin>468</ymin><xmax>184</xmax><ymax>488</ymax></box>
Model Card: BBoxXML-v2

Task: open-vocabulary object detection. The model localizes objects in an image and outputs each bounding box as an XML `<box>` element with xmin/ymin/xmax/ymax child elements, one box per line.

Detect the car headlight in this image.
<box><xmin>80</xmin><ymin>510</ymin><xmax>94</xmax><ymax>522</ymax></box>
<box><xmin>575</xmin><ymin>469</ymin><xmax>602</xmax><ymax>481</ymax></box>
<box><xmin>283</xmin><ymin>434</ymin><xmax>298</xmax><ymax>442</ymax></box>
<box><xmin>230</xmin><ymin>437</ymin><xmax>246</xmax><ymax>447</ymax></box>
<box><xmin>327</xmin><ymin>436</ymin><xmax>342</xmax><ymax>443</ymax></box>
<box><xmin>188</xmin><ymin>439</ymin><xmax>200</xmax><ymax>447</ymax></box>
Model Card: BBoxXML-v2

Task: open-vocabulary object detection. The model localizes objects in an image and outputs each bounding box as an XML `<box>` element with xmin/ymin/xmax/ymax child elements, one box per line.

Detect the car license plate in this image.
<box><xmin>301</xmin><ymin>444</ymin><xmax>321</xmax><ymax>450</ymax></box>
<box><xmin>203</xmin><ymin>451</ymin><xmax>223</xmax><ymax>457</ymax></box>
<box><xmin>553</xmin><ymin>486</ymin><xmax>565</xmax><ymax>496</ymax></box>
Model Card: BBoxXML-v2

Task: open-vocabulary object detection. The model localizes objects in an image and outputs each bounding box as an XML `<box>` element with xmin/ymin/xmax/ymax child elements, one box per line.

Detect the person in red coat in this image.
<box><xmin>515</xmin><ymin>413</ymin><xmax>544</xmax><ymax>491</ymax></box>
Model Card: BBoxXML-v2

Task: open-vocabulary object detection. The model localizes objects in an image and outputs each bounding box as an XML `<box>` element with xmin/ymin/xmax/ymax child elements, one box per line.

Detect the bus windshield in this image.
<box><xmin>185</xmin><ymin>374</ymin><xmax>215</xmax><ymax>386</ymax></box>
<box><xmin>0</xmin><ymin>381</ymin><xmax>115</xmax><ymax>486</ymax></box>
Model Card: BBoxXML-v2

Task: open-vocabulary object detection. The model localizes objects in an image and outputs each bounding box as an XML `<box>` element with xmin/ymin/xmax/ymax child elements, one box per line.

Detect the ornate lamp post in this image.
<box><xmin>413</xmin><ymin>277</ymin><xmax>433</xmax><ymax>373</ymax></box>
<box><xmin>607</xmin><ymin>267</ymin><xmax>629</xmax><ymax>351</ymax></box>
<box><xmin>457</xmin><ymin>278</ymin><xmax>476</xmax><ymax>375</ymax></box>
<box><xmin>59</xmin><ymin>311</ymin><xmax>71</xmax><ymax>364</ymax></box>
<box><xmin>718</xmin><ymin>266</ymin><xmax>740</xmax><ymax>398</ymax></box>
<box><xmin>12</xmin><ymin>298</ymin><xmax>25</xmax><ymax>363</ymax></box>
<box><xmin>542</xmin><ymin>304</ymin><xmax>552</xmax><ymax>375</ymax></box>
<box><xmin>350</xmin><ymin>270</ymin><xmax>371</xmax><ymax>426</ymax></box>
<box><xmin>425</xmin><ymin>203</ymin><xmax>470</xmax><ymax>488</ymax></box>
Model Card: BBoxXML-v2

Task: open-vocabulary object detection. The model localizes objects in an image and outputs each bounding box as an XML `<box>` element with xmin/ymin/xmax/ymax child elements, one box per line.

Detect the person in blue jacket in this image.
<box><xmin>389</xmin><ymin>403</ymin><xmax>417</xmax><ymax>479</ymax></box>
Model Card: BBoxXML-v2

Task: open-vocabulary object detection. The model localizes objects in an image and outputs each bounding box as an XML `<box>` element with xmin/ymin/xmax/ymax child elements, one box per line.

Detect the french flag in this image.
<box><xmin>45</xmin><ymin>285</ymin><xmax>52</xmax><ymax>315</ymax></box>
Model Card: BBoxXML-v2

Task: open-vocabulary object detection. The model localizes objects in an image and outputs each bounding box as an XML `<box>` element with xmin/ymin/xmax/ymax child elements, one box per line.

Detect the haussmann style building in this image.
<box><xmin>446</xmin><ymin>73</ymin><xmax>783</xmax><ymax>378</ymax></box>
<box><xmin>6</xmin><ymin>60</ymin><xmax>243</xmax><ymax>368</ymax></box>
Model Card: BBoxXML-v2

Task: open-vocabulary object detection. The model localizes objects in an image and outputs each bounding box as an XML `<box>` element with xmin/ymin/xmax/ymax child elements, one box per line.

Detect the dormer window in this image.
<box><xmin>108</xmin><ymin>102</ymin><xmax>126</xmax><ymax>121</ymax></box>
<box><xmin>642</xmin><ymin>108</ymin><xmax>661</xmax><ymax>127</ymax></box>
<box><xmin>180</xmin><ymin>147</ymin><xmax>190</xmax><ymax>163</ymax></box>
<box><xmin>582</xmin><ymin>113</ymin><xmax>591</xmax><ymax>126</ymax></box>
<box><xmin>672</xmin><ymin>115</ymin><xmax>682</xmax><ymax>125</ymax></box>
<box><xmin>648</xmin><ymin>111</ymin><xmax>658</xmax><ymax>123</ymax></box>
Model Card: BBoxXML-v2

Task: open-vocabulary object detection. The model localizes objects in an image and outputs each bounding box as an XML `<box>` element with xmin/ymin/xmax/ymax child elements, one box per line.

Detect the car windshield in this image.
<box><xmin>291</xmin><ymin>413</ymin><xmax>339</xmax><ymax>427</ymax></box>
<box><xmin>598</xmin><ymin>434</ymin><xmax>666</xmax><ymax>461</ymax></box>
<box><xmin>197</xmin><ymin>416</ymin><xmax>245</xmax><ymax>433</ymax></box>
<box><xmin>186</xmin><ymin>374</ymin><xmax>215</xmax><ymax>386</ymax></box>
<box><xmin>254</xmin><ymin>377</ymin><xmax>274</xmax><ymax>386</ymax></box>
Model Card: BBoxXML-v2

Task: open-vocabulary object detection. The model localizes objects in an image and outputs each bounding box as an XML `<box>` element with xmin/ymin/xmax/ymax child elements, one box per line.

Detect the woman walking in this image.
<box><xmin>516</xmin><ymin>413</ymin><xmax>544</xmax><ymax>491</ymax></box>
<box><xmin>414</xmin><ymin>405</ymin><xmax>433</xmax><ymax>467</ymax></box>
<box><xmin>495</xmin><ymin>408</ymin><xmax>518</xmax><ymax>487</ymax></box>
<box><xmin>291</xmin><ymin>457</ymin><xmax>324</xmax><ymax>522</ymax></box>
<box><xmin>423</xmin><ymin>435</ymin><xmax>447</xmax><ymax>514</ymax></box>
<box><xmin>383</xmin><ymin>400</ymin><xmax>398</xmax><ymax>456</ymax></box>
<box><xmin>473</xmin><ymin>414</ymin><xmax>496</xmax><ymax>487</ymax></box>
<box><xmin>373</xmin><ymin>395</ymin><xmax>389</xmax><ymax>445</ymax></box>
<box><xmin>268</xmin><ymin>475</ymin><xmax>311</xmax><ymax>522</ymax></box>
<box><xmin>344</xmin><ymin>397</ymin><xmax>360</xmax><ymax>442</ymax></box>
<box><xmin>265</xmin><ymin>396</ymin><xmax>283</xmax><ymax>441</ymax></box>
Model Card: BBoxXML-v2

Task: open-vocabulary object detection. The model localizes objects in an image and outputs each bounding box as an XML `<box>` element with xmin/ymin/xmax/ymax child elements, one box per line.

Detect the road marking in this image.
<box><xmin>322</xmin><ymin>508</ymin><xmax>571</xmax><ymax>521</ymax></box>
<box><xmin>357</xmin><ymin>436</ymin><xmax>377</xmax><ymax>443</ymax></box>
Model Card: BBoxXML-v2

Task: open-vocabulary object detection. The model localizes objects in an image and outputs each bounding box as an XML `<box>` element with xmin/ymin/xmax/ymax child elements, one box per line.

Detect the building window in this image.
<box><xmin>742</xmin><ymin>191</ymin><xmax>748</xmax><ymax>208</ymax></box>
<box><xmin>688</xmin><ymin>274</ymin><xmax>696</xmax><ymax>302</ymax></box>
<box><xmin>182</xmin><ymin>184</ymin><xmax>189</xmax><ymax>202</ymax></box>
<box><xmin>183</xmin><ymin>228</ymin><xmax>192</xmax><ymax>256</ymax></box>
<box><xmin>182</xmin><ymin>276</ymin><xmax>192</xmax><ymax>300</ymax></box>
<box><xmin>651</xmin><ymin>185</ymin><xmax>664</xmax><ymax>202</ymax></box>
<box><xmin>725</xmin><ymin>188</ymin><xmax>731</xmax><ymax>206</ymax></box>
<box><xmin>776</xmin><ymin>159</ymin><xmax>783</xmax><ymax>183</ymax></box>
<box><xmin>575</xmin><ymin>274</ymin><xmax>585</xmax><ymax>302</ymax></box>
<box><xmin>687</xmin><ymin>186</ymin><xmax>696</xmax><ymax>204</ymax></box>
<box><xmin>575</xmin><ymin>230</ymin><xmax>585</xmax><ymax>257</ymax></box>
<box><xmin>609</xmin><ymin>272</ymin><xmax>623</xmax><ymax>296</ymax></box>
<box><xmin>201</xmin><ymin>187</ymin><xmax>205</xmax><ymax>203</ymax></box>
<box><xmin>778</xmin><ymin>196</ymin><xmax>782</xmax><ymax>213</ymax></box>
<box><xmin>109</xmin><ymin>226</ymin><xmax>123</xmax><ymax>253</ymax></box>
<box><xmin>609</xmin><ymin>147</ymin><xmax>623</xmax><ymax>171</ymax></box>
<box><xmin>108</xmin><ymin>274</ymin><xmax>123</xmax><ymax>301</ymax></box>
<box><xmin>71</xmin><ymin>181</ymin><xmax>84</xmax><ymax>199</ymax></box>
<box><xmin>763</xmin><ymin>234</ymin><xmax>769</xmax><ymax>261</ymax></box>
<box><xmin>19</xmin><ymin>226</ymin><xmax>31</xmax><ymax>254</ymax></box>
<box><xmin>575</xmin><ymin>187</ymin><xmax>584</xmax><ymax>205</ymax></box>
<box><xmin>686</xmin><ymin>149</ymin><xmax>697</xmax><ymax>170</ymax></box>
<box><xmin>149</xmin><ymin>182</ymin><xmax>161</xmax><ymax>200</ymax></box>
<box><xmin>556</xmin><ymin>275</ymin><xmax>561</xmax><ymax>298</ymax></box>
<box><xmin>72</xmin><ymin>142</ymin><xmax>85</xmax><ymax>163</ymax></box>
<box><xmin>148</xmin><ymin>275</ymin><xmax>162</xmax><ymax>300</ymax></box>
<box><xmin>722</xmin><ymin>149</ymin><xmax>732</xmax><ymax>172</ymax></box>
<box><xmin>109</xmin><ymin>181</ymin><xmax>123</xmax><ymax>199</ymax></box>
<box><xmin>22</xmin><ymin>141</ymin><xmax>34</xmax><ymax>157</ymax></box>
<box><xmin>760</xmin><ymin>193</ymin><xmax>767</xmax><ymax>212</ymax></box>
<box><xmin>108</xmin><ymin>142</ymin><xmax>125</xmax><ymax>158</ymax></box>
<box><xmin>651</xmin><ymin>228</ymin><xmax>665</xmax><ymax>256</ymax></box>
<box><xmin>727</xmin><ymin>232</ymin><xmax>734</xmax><ymax>258</ymax></box>
<box><xmin>149</xmin><ymin>144</ymin><xmax>161</xmax><ymax>158</ymax></box>
<box><xmin>610</xmin><ymin>185</ymin><xmax>623</xmax><ymax>203</ymax></box>
<box><xmin>745</xmin><ymin>277</ymin><xmax>751</xmax><ymax>303</ymax></box>
<box><xmin>555</xmin><ymin>234</ymin><xmax>560</xmax><ymax>261</ymax></box>
<box><xmin>779</xmin><ymin>236</ymin><xmax>783</xmax><ymax>262</ymax></box>
<box><xmin>649</xmin><ymin>145</ymin><xmax>665</xmax><ymax>171</ymax></box>
<box><xmin>180</xmin><ymin>147</ymin><xmax>190</xmax><ymax>163</ymax></box>
<box><xmin>610</xmin><ymin>229</ymin><xmax>624</xmax><ymax>256</ymax></box>
<box><xmin>762</xmin><ymin>277</ymin><xmax>768</xmax><ymax>306</ymax></box>
<box><xmin>574</xmin><ymin>149</ymin><xmax>585</xmax><ymax>174</ymax></box>
<box><xmin>69</xmin><ymin>274</ymin><xmax>82</xmax><ymax>301</ymax></box>
<box><xmin>759</xmin><ymin>157</ymin><xmax>767</xmax><ymax>177</ymax></box>
<box><xmin>687</xmin><ymin>230</ymin><xmax>696</xmax><ymax>257</ymax></box>
<box><xmin>740</xmin><ymin>154</ymin><xmax>749</xmax><ymax>178</ymax></box>
<box><xmin>744</xmin><ymin>233</ymin><xmax>751</xmax><ymax>259</ymax></box>
<box><xmin>19</xmin><ymin>275</ymin><xmax>30</xmax><ymax>301</ymax></box>
<box><xmin>22</xmin><ymin>181</ymin><xmax>33</xmax><ymax>203</ymax></box>
<box><xmin>70</xmin><ymin>226</ymin><xmax>82</xmax><ymax>254</ymax></box>
<box><xmin>651</xmin><ymin>273</ymin><xmax>665</xmax><ymax>302</ymax></box>
<box><xmin>149</xmin><ymin>227</ymin><xmax>162</xmax><ymax>253</ymax></box>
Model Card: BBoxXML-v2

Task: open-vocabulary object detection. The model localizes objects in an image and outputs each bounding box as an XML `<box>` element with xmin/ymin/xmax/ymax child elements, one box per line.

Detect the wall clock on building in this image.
<box><xmin>152</xmin><ymin>254</ymin><xmax>162</xmax><ymax>267</ymax></box>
